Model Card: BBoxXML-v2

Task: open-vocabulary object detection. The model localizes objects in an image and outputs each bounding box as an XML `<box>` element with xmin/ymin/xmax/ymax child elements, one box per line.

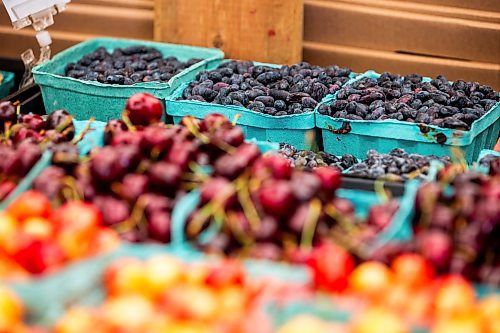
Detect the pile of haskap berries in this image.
<box><xmin>180</xmin><ymin>61</ymin><xmax>352</xmax><ymax>116</ymax></box>
<box><xmin>65</xmin><ymin>45</ymin><xmax>201</xmax><ymax>85</ymax></box>
<box><xmin>318</xmin><ymin>72</ymin><xmax>499</xmax><ymax>130</ymax></box>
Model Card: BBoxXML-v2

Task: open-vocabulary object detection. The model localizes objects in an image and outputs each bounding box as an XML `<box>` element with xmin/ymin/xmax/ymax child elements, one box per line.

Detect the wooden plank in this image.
<box><xmin>304</xmin><ymin>0</ymin><xmax>500</xmax><ymax>63</ymax></box>
<box><xmin>154</xmin><ymin>0</ymin><xmax>303</xmax><ymax>64</ymax></box>
<box><xmin>0</xmin><ymin>4</ymin><xmax>153</xmax><ymax>40</ymax></box>
<box><xmin>303</xmin><ymin>41</ymin><xmax>500</xmax><ymax>89</ymax></box>
<box><xmin>388</xmin><ymin>0</ymin><xmax>500</xmax><ymax>12</ymax></box>
<box><xmin>74</xmin><ymin>0</ymin><xmax>154</xmax><ymax>10</ymax></box>
<box><xmin>321</xmin><ymin>0</ymin><xmax>500</xmax><ymax>23</ymax></box>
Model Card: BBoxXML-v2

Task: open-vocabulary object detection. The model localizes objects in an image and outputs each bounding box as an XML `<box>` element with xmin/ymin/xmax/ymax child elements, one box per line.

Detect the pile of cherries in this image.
<box><xmin>181</xmin><ymin>61</ymin><xmax>352</xmax><ymax>116</ymax></box>
<box><xmin>0</xmin><ymin>101</ymin><xmax>77</xmax><ymax>201</ymax></box>
<box><xmin>186</xmin><ymin>151</ymin><xmax>400</xmax><ymax>261</ymax></box>
<box><xmin>318</xmin><ymin>72</ymin><xmax>499</xmax><ymax>130</ymax></box>
<box><xmin>33</xmin><ymin>94</ymin><xmax>249</xmax><ymax>244</ymax></box>
<box><xmin>370</xmin><ymin>167</ymin><xmax>499</xmax><ymax>285</ymax></box>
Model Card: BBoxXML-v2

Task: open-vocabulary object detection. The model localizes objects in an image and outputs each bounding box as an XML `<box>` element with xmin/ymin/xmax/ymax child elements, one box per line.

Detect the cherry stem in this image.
<box><xmin>231</xmin><ymin>114</ymin><xmax>241</xmax><ymax>126</ymax></box>
<box><xmin>71</xmin><ymin>118</ymin><xmax>95</xmax><ymax>145</ymax></box>
<box><xmin>324</xmin><ymin>204</ymin><xmax>360</xmax><ymax>233</ymax></box>
<box><xmin>374</xmin><ymin>179</ymin><xmax>391</xmax><ymax>203</ymax></box>
<box><xmin>121</xmin><ymin>111</ymin><xmax>136</xmax><ymax>132</ymax></box>
<box><xmin>235</xmin><ymin>173</ymin><xmax>261</xmax><ymax>232</ymax></box>
<box><xmin>300</xmin><ymin>198</ymin><xmax>322</xmax><ymax>250</ymax></box>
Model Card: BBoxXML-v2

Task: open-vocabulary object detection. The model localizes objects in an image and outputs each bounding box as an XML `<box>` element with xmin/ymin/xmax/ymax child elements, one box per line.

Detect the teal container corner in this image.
<box><xmin>317</xmin><ymin>70</ymin><xmax>500</xmax><ymax>163</ymax></box>
<box><xmin>33</xmin><ymin>37</ymin><xmax>224</xmax><ymax>122</ymax></box>
<box><xmin>0</xmin><ymin>71</ymin><xmax>15</xmax><ymax>99</ymax></box>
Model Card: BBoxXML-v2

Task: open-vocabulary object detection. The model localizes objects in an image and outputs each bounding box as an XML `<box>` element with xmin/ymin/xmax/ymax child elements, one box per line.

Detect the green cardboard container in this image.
<box><xmin>317</xmin><ymin>71</ymin><xmax>500</xmax><ymax>163</ymax></box>
<box><xmin>33</xmin><ymin>37</ymin><xmax>224</xmax><ymax>122</ymax></box>
<box><xmin>166</xmin><ymin>62</ymin><xmax>356</xmax><ymax>149</ymax></box>
<box><xmin>0</xmin><ymin>71</ymin><xmax>15</xmax><ymax>99</ymax></box>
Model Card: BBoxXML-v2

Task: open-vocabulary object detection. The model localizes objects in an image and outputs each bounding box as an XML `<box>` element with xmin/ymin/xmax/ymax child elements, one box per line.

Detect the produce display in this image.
<box><xmin>64</xmin><ymin>46</ymin><xmax>201</xmax><ymax>85</ymax></box>
<box><xmin>180</xmin><ymin>61</ymin><xmax>352</xmax><ymax>116</ymax></box>
<box><xmin>346</xmin><ymin>148</ymin><xmax>451</xmax><ymax>181</ymax></box>
<box><xmin>55</xmin><ymin>255</ymin><xmax>276</xmax><ymax>333</ymax></box>
<box><xmin>186</xmin><ymin>155</ymin><xmax>400</xmax><ymax>260</ymax></box>
<box><xmin>317</xmin><ymin>73</ymin><xmax>499</xmax><ymax>130</ymax></box>
<box><xmin>0</xmin><ymin>191</ymin><xmax>118</xmax><ymax>277</ymax></box>
<box><xmin>278</xmin><ymin>144</ymin><xmax>452</xmax><ymax>181</ymax></box>
<box><xmin>278</xmin><ymin>143</ymin><xmax>358</xmax><ymax>171</ymax></box>
<box><xmin>33</xmin><ymin>118</ymin><xmax>248</xmax><ymax>243</ymax></box>
<box><xmin>0</xmin><ymin>36</ymin><xmax>499</xmax><ymax>333</ymax></box>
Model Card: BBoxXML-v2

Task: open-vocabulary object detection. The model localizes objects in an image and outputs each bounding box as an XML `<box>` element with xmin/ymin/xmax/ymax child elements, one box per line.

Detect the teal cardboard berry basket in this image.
<box><xmin>0</xmin><ymin>71</ymin><xmax>15</xmax><ymax>99</ymax></box>
<box><xmin>166</xmin><ymin>61</ymin><xmax>356</xmax><ymax>150</ymax></box>
<box><xmin>316</xmin><ymin>71</ymin><xmax>500</xmax><ymax>163</ymax></box>
<box><xmin>171</xmin><ymin>179</ymin><xmax>419</xmax><ymax>257</ymax></box>
<box><xmin>32</xmin><ymin>38</ymin><xmax>224</xmax><ymax>122</ymax></box>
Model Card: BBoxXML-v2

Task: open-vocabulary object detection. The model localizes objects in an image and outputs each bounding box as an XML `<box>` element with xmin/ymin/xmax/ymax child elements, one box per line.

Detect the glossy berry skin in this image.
<box><xmin>306</xmin><ymin>242</ymin><xmax>355</xmax><ymax>292</ymax></box>
<box><xmin>126</xmin><ymin>93</ymin><xmax>164</xmax><ymax>126</ymax></box>
<box><xmin>0</xmin><ymin>101</ymin><xmax>16</xmax><ymax>124</ymax></box>
<box><xmin>391</xmin><ymin>253</ymin><xmax>435</xmax><ymax>288</ymax></box>
<box><xmin>258</xmin><ymin>180</ymin><xmax>296</xmax><ymax>218</ymax></box>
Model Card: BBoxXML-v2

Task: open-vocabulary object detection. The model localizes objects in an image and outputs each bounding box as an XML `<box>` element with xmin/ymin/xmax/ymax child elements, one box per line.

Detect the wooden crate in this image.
<box><xmin>154</xmin><ymin>0</ymin><xmax>303</xmax><ymax>64</ymax></box>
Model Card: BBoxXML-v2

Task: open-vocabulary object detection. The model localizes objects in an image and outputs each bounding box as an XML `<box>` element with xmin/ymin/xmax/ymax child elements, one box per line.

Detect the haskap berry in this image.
<box><xmin>346</xmin><ymin>148</ymin><xmax>451</xmax><ymax>181</ymax></box>
<box><xmin>279</xmin><ymin>143</ymin><xmax>357</xmax><ymax>171</ymax></box>
<box><xmin>318</xmin><ymin>72</ymin><xmax>499</xmax><ymax>130</ymax></box>
<box><xmin>180</xmin><ymin>61</ymin><xmax>352</xmax><ymax>116</ymax></box>
<box><xmin>64</xmin><ymin>45</ymin><xmax>201</xmax><ymax>85</ymax></box>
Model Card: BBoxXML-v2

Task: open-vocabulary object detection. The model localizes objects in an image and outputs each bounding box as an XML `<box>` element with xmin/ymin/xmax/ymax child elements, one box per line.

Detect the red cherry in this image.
<box><xmin>125</xmin><ymin>93</ymin><xmax>163</xmax><ymax>126</ymax></box>
<box><xmin>0</xmin><ymin>180</ymin><xmax>16</xmax><ymax>201</ymax></box>
<box><xmin>52</xmin><ymin>201</ymin><xmax>102</xmax><ymax>230</ymax></box>
<box><xmin>416</xmin><ymin>230</ymin><xmax>453</xmax><ymax>272</ymax></box>
<box><xmin>391</xmin><ymin>253</ymin><xmax>434</xmax><ymax>288</ymax></box>
<box><xmin>7</xmin><ymin>190</ymin><xmax>52</xmax><ymax>221</ymax></box>
<box><xmin>199</xmin><ymin>113</ymin><xmax>230</xmax><ymax>132</ymax></box>
<box><xmin>306</xmin><ymin>242</ymin><xmax>355</xmax><ymax>292</ymax></box>
<box><xmin>200</xmin><ymin>177</ymin><xmax>235</xmax><ymax>206</ymax></box>
<box><xmin>367</xmin><ymin>200</ymin><xmax>399</xmax><ymax>231</ymax></box>
<box><xmin>12</xmin><ymin>237</ymin><xmax>65</xmax><ymax>274</ymax></box>
<box><xmin>20</xmin><ymin>114</ymin><xmax>45</xmax><ymax>132</ymax></box>
<box><xmin>205</xmin><ymin>259</ymin><xmax>245</xmax><ymax>288</ymax></box>
<box><xmin>252</xmin><ymin>155</ymin><xmax>292</xmax><ymax>180</ymax></box>
<box><xmin>314</xmin><ymin>167</ymin><xmax>341</xmax><ymax>195</ymax></box>
<box><xmin>258</xmin><ymin>179</ymin><xmax>296</xmax><ymax>218</ymax></box>
<box><xmin>147</xmin><ymin>211</ymin><xmax>172</xmax><ymax>243</ymax></box>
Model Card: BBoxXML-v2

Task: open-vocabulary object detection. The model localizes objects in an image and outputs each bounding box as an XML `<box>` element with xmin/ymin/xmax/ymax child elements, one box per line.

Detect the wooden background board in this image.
<box><xmin>154</xmin><ymin>0</ymin><xmax>303</xmax><ymax>64</ymax></box>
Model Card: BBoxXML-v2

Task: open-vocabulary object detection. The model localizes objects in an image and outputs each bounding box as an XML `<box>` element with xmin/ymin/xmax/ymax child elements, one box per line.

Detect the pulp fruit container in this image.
<box><xmin>33</xmin><ymin>37</ymin><xmax>224</xmax><ymax>122</ymax></box>
<box><xmin>12</xmin><ymin>242</ymin><xmax>310</xmax><ymax>327</ymax></box>
<box><xmin>171</xmin><ymin>179</ymin><xmax>419</xmax><ymax>255</ymax></box>
<box><xmin>316</xmin><ymin>71</ymin><xmax>500</xmax><ymax>163</ymax></box>
<box><xmin>166</xmin><ymin>61</ymin><xmax>356</xmax><ymax>150</ymax></box>
<box><xmin>0</xmin><ymin>70</ymin><xmax>15</xmax><ymax>99</ymax></box>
